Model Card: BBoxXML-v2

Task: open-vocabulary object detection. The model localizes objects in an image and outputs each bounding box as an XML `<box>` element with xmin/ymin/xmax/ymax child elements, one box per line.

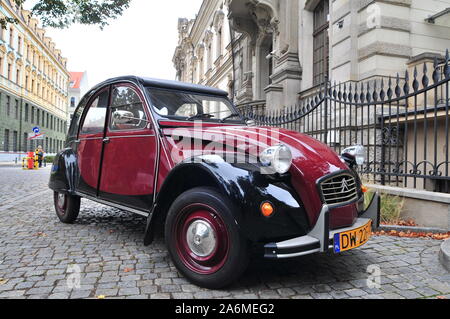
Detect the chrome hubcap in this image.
<box><xmin>57</xmin><ymin>193</ymin><xmax>65</xmax><ymax>208</ymax></box>
<box><xmin>186</xmin><ymin>220</ymin><xmax>217</xmax><ymax>257</ymax></box>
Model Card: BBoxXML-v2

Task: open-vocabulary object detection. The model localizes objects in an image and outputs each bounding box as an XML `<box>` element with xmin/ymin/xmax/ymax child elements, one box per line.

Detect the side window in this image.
<box><xmin>110</xmin><ymin>86</ymin><xmax>148</xmax><ymax>130</ymax></box>
<box><xmin>80</xmin><ymin>89</ymin><xmax>109</xmax><ymax>135</ymax></box>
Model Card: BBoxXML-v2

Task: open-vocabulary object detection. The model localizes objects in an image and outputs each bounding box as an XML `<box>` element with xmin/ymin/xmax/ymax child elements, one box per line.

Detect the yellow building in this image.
<box><xmin>0</xmin><ymin>0</ymin><xmax>69</xmax><ymax>161</ymax></box>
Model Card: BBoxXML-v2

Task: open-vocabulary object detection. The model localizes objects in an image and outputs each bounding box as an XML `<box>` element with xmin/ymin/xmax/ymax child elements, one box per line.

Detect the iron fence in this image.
<box><xmin>239</xmin><ymin>50</ymin><xmax>450</xmax><ymax>193</ymax></box>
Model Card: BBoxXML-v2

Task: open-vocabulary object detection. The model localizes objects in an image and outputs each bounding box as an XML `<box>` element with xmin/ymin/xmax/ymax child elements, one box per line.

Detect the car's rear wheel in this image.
<box><xmin>53</xmin><ymin>191</ymin><xmax>80</xmax><ymax>224</ymax></box>
<box><xmin>165</xmin><ymin>187</ymin><xmax>249</xmax><ymax>289</ymax></box>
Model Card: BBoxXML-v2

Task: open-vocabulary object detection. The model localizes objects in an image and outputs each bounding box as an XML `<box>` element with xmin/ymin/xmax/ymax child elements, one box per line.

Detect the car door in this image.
<box><xmin>98</xmin><ymin>84</ymin><xmax>157</xmax><ymax>211</ymax></box>
<box><xmin>76</xmin><ymin>87</ymin><xmax>110</xmax><ymax>196</ymax></box>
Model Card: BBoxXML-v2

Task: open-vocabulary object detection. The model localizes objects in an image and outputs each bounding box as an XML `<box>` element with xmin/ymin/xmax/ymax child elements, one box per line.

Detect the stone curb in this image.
<box><xmin>439</xmin><ymin>239</ymin><xmax>450</xmax><ymax>272</ymax></box>
<box><xmin>379</xmin><ymin>225</ymin><xmax>448</xmax><ymax>234</ymax></box>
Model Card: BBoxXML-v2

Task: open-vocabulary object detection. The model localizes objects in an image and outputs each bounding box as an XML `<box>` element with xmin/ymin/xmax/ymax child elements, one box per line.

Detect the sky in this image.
<box><xmin>41</xmin><ymin>0</ymin><xmax>203</xmax><ymax>88</ymax></box>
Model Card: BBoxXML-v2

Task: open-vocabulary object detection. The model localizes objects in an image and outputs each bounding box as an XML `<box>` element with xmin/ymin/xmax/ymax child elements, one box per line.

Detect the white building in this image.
<box><xmin>68</xmin><ymin>71</ymin><xmax>89</xmax><ymax>123</ymax></box>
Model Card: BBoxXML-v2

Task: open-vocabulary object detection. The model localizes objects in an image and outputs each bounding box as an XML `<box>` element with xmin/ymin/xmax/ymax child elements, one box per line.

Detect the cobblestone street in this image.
<box><xmin>0</xmin><ymin>166</ymin><xmax>449</xmax><ymax>299</ymax></box>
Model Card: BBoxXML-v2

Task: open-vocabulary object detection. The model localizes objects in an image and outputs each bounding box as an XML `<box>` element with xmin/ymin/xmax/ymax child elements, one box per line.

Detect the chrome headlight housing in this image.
<box><xmin>341</xmin><ymin>145</ymin><xmax>366</xmax><ymax>166</ymax></box>
<box><xmin>260</xmin><ymin>144</ymin><xmax>293</xmax><ymax>174</ymax></box>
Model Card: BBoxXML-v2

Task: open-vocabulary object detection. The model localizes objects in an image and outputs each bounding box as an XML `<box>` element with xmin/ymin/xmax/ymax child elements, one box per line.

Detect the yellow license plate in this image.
<box><xmin>334</xmin><ymin>221</ymin><xmax>372</xmax><ymax>253</ymax></box>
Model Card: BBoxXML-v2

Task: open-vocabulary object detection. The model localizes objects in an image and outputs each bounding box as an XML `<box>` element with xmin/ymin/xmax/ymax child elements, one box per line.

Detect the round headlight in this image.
<box><xmin>260</xmin><ymin>144</ymin><xmax>293</xmax><ymax>174</ymax></box>
<box><xmin>342</xmin><ymin>145</ymin><xmax>366</xmax><ymax>166</ymax></box>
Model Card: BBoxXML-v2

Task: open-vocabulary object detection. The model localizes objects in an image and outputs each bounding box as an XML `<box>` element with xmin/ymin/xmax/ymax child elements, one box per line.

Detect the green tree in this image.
<box><xmin>1</xmin><ymin>0</ymin><xmax>131</xmax><ymax>29</ymax></box>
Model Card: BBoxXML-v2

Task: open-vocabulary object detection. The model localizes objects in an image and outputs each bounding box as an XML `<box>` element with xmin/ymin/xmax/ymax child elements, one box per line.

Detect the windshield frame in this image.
<box><xmin>145</xmin><ymin>87</ymin><xmax>245</xmax><ymax>124</ymax></box>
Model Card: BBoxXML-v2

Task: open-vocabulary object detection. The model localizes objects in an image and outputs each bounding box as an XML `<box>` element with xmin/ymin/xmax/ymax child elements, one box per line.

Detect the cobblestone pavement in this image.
<box><xmin>0</xmin><ymin>166</ymin><xmax>449</xmax><ymax>299</ymax></box>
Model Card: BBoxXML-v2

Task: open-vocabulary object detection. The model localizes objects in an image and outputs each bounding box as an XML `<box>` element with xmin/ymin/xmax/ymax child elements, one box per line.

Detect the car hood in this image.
<box><xmin>162</xmin><ymin>124</ymin><xmax>355</xmax><ymax>227</ymax></box>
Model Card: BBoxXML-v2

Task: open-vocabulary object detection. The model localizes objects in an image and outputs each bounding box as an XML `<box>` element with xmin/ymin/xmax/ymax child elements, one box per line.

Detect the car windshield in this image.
<box><xmin>147</xmin><ymin>88</ymin><xmax>243</xmax><ymax>123</ymax></box>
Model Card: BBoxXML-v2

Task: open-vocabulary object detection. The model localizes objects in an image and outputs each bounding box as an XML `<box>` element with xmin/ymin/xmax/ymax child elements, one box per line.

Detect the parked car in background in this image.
<box><xmin>49</xmin><ymin>76</ymin><xmax>380</xmax><ymax>289</ymax></box>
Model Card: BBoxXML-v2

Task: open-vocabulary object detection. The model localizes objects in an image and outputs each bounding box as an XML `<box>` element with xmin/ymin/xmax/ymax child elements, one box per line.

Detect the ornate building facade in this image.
<box><xmin>174</xmin><ymin>0</ymin><xmax>450</xmax><ymax>110</ymax></box>
<box><xmin>0</xmin><ymin>0</ymin><xmax>69</xmax><ymax>161</ymax></box>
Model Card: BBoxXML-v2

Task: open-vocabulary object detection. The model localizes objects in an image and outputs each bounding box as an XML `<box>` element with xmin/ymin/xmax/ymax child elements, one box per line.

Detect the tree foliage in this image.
<box><xmin>1</xmin><ymin>0</ymin><xmax>131</xmax><ymax>29</ymax></box>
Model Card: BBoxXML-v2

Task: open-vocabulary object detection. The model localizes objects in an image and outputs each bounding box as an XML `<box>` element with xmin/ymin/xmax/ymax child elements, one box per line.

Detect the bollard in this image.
<box><xmin>27</xmin><ymin>152</ymin><xmax>35</xmax><ymax>170</ymax></box>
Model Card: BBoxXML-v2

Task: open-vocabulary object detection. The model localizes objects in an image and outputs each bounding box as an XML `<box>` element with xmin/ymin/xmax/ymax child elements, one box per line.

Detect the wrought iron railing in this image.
<box><xmin>240</xmin><ymin>50</ymin><xmax>450</xmax><ymax>193</ymax></box>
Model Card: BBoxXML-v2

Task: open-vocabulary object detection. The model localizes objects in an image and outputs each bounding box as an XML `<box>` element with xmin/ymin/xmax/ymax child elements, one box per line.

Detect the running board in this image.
<box><xmin>77</xmin><ymin>192</ymin><xmax>150</xmax><ymax>218</ymax></box>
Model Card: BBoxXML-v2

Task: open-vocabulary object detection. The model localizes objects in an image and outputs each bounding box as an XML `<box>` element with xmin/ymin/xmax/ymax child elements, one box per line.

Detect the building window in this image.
<box><xmin>16</xmin><ymin>69</ymin><xmax>20</xmax><ymax>84</ymax></box>
<box><xmin>4</xmin><ymin>129</ymin><xmax>10</xmax><ymax>152</ymax></box>
<box><xmin>14</xmin><ymin>99</ymin><xmax>18</xmax><ymax>119</ymax></box>
<box><xmin>313</xmin><ymin>0</ymin><xmax>330</xmax><ymax>86</ymax></box>
<box><xmin>12</xmin><ymin>131</ymin><xmax>18</xmax><ymax>152</ymax></box>
<box><xmin>36</xmin><ymin>109</ymin><xmax>40</xmax><ymax>125</ymax></box>
<box><xmin>23</xmin><ymin>132</ymin><xmax>28</xmax><ymax>152</ymax></box>
<box><xmin>70</xmin><ymin>97</ymin><xmax>76</xmax><ymax>108</ymax></box>
<box><xmin>24</xmin><ymin>104</ymin><xmax>29</xmax><ymax>122</ymax></box>
<box><xmin>9</xmin><ymin>28</ymin><xmax>13</xmax><ymax>48</ymax></box>
<box><xmin>31</xmin><ymin>106</ymin><xmax>35</xmax><ymax>123</ymax></box>
<box><xmin>7</xmin><ymin>63</ymin><xmax>11</xmax><ymax>80</ymax></box>
<box><xmin>17</xmin><ymin>36</ymin><xmax>22</xmax><ymax>53</ymax></box>
<box><xmin>6</xmin><ymin>96</ymin><xmax>10</xmax><ymax>116</ymax></box>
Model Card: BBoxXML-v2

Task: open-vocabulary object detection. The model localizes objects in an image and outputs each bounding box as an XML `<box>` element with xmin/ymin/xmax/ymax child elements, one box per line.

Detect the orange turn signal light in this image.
<box><xmin>361</xmin><ymin>185</ymin><xmax>369</xmax><ymax>193</ymax></box>
<box><xmin>261</xmin><ymin>202</ymin><xmax>274</xmax><ymax>217</ymax></box>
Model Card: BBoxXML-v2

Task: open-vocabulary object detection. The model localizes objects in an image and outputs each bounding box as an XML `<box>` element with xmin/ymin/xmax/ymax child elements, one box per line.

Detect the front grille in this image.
<box><xmin>319</xmin><ymin>173</ymin><xmax>358</xmax><ymax>206</ymax></box>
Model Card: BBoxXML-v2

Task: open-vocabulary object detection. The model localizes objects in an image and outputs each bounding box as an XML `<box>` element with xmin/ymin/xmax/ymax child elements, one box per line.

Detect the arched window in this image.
<box><xmin>313</xmin><ymin>0</ymin><xmax>329</xmax><ymax>86</ymax></box>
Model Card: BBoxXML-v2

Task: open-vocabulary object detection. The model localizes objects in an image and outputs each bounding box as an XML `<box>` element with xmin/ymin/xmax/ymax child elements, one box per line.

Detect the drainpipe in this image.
<box><xmin>228</xmin><ymin>17</ymin><xmax>236</xmax><ymax>103</ymax></box>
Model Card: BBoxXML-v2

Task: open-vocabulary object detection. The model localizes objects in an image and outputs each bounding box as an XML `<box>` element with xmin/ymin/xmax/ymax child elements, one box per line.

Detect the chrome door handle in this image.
<box><xmin>103</xmin><ymin>137</ymin><xmax>110</xmax><ymax>144</ymax></box>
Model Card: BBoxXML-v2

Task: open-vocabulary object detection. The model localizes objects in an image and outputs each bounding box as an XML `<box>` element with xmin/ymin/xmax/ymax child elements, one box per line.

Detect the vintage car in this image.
<box><xmin>49</xmin><ymin>76</ymin><xmax>380</xmax><ymax>289</ymax></box>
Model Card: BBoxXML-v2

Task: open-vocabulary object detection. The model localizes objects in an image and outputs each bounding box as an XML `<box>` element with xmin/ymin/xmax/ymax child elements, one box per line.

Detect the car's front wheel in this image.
<box><xmin>165</xmin><ymin>187</ymin><xmax>249</xmax><ymax>289</ymax></box>
<box><xmin>53</xmin><ymin>191</ymin><xmax>80</xmax><ymax>224</ymax></box>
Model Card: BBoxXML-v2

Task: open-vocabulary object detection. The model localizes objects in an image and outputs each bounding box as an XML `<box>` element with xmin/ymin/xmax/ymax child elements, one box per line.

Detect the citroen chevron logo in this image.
<box><xmin>341</xmin><ymin>179</ymin><xmax>350</xmax><ymax>193</ymax></box>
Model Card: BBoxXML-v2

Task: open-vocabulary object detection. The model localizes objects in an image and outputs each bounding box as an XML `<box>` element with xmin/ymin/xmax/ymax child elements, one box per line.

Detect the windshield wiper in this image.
<box><xmin>187</xmin><ymin>113</ymin><xmax>215</xmax><ymax>121</ymax></box>
<box><xmin>220</xmin><ymin>113</ymin><xmax>242</xmax><ymax>123</ymax></box>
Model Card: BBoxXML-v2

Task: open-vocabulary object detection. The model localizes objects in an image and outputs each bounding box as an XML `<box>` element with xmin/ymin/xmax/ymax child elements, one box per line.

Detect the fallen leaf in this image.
<box><xmin>373</xmin><ymin>230</ymin><xmax>450</xmax><ymax>241</ymax></box>
<box><xmin>437</xmin><ymin>296</ymin><xmax>447</xmax><ymax>299</ymax></box>
<box><xmin>97</xmin><ymin>295</ymin><xmax>106</xmax><ymax>299</ymax></box>
<box><xmin>124</xmin><ymin>268</ymin><xmax>134</xmax><ymax>273</ymax></box>
<box><xmin>0</xmin><ymin>279</ymin><xmax>8</xmax><ymax>285</ymax></box>
<box><xmin>34</xmin><ymin>232</ymin><xmax>48</xmax><ymax>238</ymax></box>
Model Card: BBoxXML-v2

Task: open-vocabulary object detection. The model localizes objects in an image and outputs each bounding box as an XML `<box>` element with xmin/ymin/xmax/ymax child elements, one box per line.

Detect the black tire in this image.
<box><xmin>165</xmin><ymin>187</ymin><xmax>250</xmax><ymax>289</ymax></box>
<box><xmin>53</xmin><ymin>191</ymin><xmax>81</xmax><ymax>224</ymax></box>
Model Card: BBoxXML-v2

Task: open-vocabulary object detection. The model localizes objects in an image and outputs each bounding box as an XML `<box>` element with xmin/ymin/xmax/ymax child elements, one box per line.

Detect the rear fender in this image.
<box><xmin>48</xmin><ymin>149</ymin><xmax>79</xmax><ymax>195</ymax></box>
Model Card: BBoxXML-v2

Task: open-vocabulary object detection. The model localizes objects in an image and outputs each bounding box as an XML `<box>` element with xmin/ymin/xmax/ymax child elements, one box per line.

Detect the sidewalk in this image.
<box><xmin>0</xmin><ymin>161</ymin><xmax>51</xmax><ymax>168</ymax></box>
<box><xmin>0</xmin><ymin>162</ymin><xmax>21</xmax><ymax>167</ymax></box>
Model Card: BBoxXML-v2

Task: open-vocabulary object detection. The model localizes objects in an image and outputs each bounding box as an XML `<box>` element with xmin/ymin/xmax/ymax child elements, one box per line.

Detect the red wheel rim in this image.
<box><xmin>174</xmin><ymin>203</ymin><xmax>229</xmax><ymax>275</ymax></box>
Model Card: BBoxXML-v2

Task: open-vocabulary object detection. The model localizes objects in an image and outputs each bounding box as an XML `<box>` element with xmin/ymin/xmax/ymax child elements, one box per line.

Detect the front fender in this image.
<box><xmin>144</xmin><ymin>157</ymin><xmax>310</xmax><ymax>245</ymax></box>
<box><xmin>48</xmin><ymin>148</ymin><xmax>79</xmax><ymax>195</ymax></box>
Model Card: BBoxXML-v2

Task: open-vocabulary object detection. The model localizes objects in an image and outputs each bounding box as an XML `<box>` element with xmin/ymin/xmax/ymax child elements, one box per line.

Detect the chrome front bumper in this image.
<box><xmin>264</xmin><ymin>192</ymin><xmax>380</xmax><ymax>259</ymax></box>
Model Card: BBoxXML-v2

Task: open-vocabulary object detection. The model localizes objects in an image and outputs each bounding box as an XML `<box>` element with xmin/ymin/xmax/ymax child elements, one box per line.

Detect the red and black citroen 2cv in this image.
<box><xmin>49</xmin><ymin>76</ymin><xmax>379</xmax><ymax>289</ymax></box>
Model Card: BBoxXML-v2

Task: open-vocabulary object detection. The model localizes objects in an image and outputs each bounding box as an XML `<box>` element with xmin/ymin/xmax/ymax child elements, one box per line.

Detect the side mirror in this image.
<box><xmin>112</xmin><ymin>110</ymin><xmax>136</xmax><ymax>124</ymax></box>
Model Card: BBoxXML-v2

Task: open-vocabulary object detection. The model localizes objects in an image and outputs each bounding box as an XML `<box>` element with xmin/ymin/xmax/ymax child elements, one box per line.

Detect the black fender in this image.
<box><xmin>144</xmin><ymin>157</ymin><xmax>310</xmax><ymax>245</ymax></box>
<box><xmin>48</xmin><ymin>148</ymin><xmax>79</xmax><ymax>195</ymax></box>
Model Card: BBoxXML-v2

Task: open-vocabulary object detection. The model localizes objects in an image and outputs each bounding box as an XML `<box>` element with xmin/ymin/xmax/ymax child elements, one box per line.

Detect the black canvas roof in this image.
<box><xmin>92</xmin><ymin>76</ymin><xmax>229</xmax><ymax>97</ymax></box>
